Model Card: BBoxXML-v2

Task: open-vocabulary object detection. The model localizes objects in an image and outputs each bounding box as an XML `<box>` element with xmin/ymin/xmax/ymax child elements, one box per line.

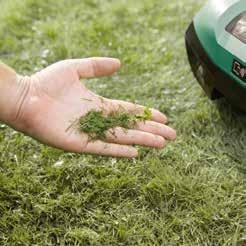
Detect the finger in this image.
<box><xmin>134</xmin><ymin>121</ymin><xmax>177</xmax><ymax>140</ymax></box>
<box><xmin>111</xmin><ymin>99</ymin><xmax>168</xmax><ymax>124</ymax></box>
<box><xmin>69</xmin><ymin>57</ymin><xmax>121</xmax><ymax>78</ymax></box>
<box><xmin>105</xmin><ymin>127</ymin><xmax>166</xmax><ymax>148</ymax></box>
<box><xmin>82</xmin><ymin>140</ymin><xmax>138</xmax><ymax>158</ymax></box>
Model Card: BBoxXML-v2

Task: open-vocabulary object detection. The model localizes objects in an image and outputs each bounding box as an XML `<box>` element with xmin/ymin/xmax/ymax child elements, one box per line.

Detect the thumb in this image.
<box><xmin>69</xmin><ymin>57</ymin><xmax>121</xmax><ymax>78</ymax></box>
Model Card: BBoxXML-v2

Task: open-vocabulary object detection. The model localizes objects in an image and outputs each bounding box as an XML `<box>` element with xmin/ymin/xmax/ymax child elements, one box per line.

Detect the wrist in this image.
<box><xmin>0</xmin><ymin>63</ymin><xmax>31</xmax><ymax>128</ymax></box>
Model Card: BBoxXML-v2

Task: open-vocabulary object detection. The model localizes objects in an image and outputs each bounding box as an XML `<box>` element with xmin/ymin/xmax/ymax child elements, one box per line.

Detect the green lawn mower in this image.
<box><xmin>185</xmin><ymin>0</ymin><xmax>246</xmax><ymax>111</ymax></box>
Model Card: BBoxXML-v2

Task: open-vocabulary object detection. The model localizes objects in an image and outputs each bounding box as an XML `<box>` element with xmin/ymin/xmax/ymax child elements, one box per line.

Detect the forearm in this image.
<box><xmin>0</xmin><ymin>62</ymin><xmax>30</xmax><ymax>126</ymax></box>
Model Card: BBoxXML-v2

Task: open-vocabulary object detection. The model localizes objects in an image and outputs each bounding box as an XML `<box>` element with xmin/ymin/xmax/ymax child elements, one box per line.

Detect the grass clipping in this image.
<box><xmin>78</xmin><ymin>108</ymin><xmax>152</xmax><ymax>140</ymax></box>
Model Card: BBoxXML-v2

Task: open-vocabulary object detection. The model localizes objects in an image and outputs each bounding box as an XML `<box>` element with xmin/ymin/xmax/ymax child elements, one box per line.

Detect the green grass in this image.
<box><xmin>78</xmin><ymin>108</ymin><xmax>152</xmax><ymax>140</ymax></box>
<box><xmin>0</xmin><ymin>0</ymin><xmax>246</xmax><ymax>245</ymax></box>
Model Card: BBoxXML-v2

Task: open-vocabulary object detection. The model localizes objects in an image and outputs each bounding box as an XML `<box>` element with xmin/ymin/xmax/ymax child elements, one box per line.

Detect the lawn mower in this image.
<box><xmin>185</xmin><ymin>0</ymin><xmax>246</xmax><ymax>111</ymax></box>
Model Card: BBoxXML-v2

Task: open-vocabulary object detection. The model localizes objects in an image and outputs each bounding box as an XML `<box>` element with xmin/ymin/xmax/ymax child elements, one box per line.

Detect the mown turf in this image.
<box><xmin>0</xmin><ymin>0</ymin><xmax>246</xmax><ymax>245</ymax></box>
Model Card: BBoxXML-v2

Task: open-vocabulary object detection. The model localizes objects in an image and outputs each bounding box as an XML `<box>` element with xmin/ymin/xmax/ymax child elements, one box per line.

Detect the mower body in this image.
<box><xmin>185</xmin><ymin>0</ymin><xmax>246</xmax><ymax>111</ymax></box>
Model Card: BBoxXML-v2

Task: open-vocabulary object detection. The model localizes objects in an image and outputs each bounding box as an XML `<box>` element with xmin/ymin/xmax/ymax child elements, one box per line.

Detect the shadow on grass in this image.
<box><xmin>215</xmin><ymin>98</ymin><xmax>246</xmax><ymax>174</ymax></box>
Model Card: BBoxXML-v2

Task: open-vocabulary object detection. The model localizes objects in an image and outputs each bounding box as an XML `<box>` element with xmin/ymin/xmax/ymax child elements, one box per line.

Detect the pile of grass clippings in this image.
<box><xmin>78</xmin><ymin>107</ymin><xmax>152</xmax><ymax>140</ymax></box>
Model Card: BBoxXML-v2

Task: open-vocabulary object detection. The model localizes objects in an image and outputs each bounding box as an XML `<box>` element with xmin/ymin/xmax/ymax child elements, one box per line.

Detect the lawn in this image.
<box><xmin>0</xmin><ymin>0</ymin><xmax>246</xmax><ymax>245</ymax></box>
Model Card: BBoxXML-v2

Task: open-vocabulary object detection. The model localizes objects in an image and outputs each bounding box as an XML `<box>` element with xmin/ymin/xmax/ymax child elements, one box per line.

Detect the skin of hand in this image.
<box><xmin>0</xmin><ymin>58</ymin><xmax>176</xmax><ymax>158</ymax></box>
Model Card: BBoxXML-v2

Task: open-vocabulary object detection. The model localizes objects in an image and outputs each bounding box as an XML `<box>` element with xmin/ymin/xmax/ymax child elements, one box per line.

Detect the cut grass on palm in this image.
<box><xmin>78</xmin><ymin>108</ymin><xmax>152</xmax><ymax>140</ymax></box>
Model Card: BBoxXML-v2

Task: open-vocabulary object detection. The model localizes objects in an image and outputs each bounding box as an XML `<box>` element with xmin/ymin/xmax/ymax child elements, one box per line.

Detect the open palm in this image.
<box><xmin>14</xmin><ymin>58</ymin><xmax>176</xmax><ymax>158</ymax></box>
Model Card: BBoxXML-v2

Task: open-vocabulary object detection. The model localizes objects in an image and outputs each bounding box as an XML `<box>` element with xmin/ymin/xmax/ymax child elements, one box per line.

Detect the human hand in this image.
<box><xmin>0</xmin><ymin>58</ymin><xmax>176</xmax><ymax>158</ymax></box>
